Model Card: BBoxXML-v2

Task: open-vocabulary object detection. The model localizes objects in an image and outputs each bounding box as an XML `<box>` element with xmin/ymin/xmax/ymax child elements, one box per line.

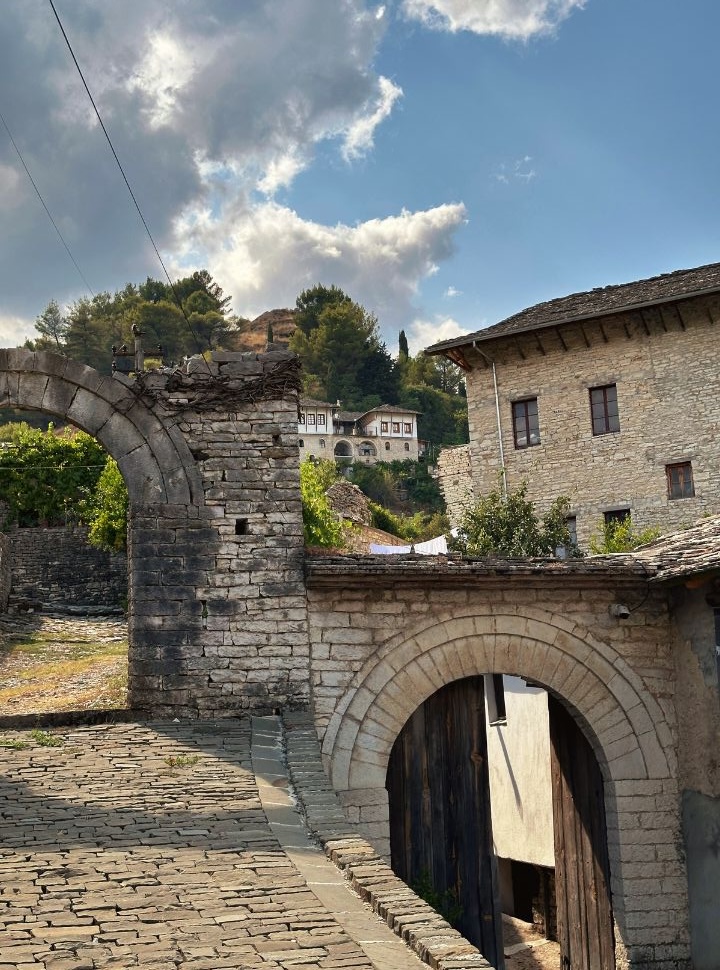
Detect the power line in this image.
<box><xmin>0</xmin><ymin>109</ymin><xmax>95</xmax><ymax>297</ymax></box>
<box><xmin>47</xmin><ymin>0</ymin><xmax>205</xmax><ymax>354</ymax></box>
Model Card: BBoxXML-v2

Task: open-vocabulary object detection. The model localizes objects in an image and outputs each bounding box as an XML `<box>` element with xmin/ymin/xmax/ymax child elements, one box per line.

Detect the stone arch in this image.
<box><xmin>322</xmin><ymin>605</ymin><xmax>685</xmax><ymax>965</ymax></box>
<box><xmin>0</xmin><ymin>349</ymin><xmax>202</xmax><ymax>505</ymax></box>
<box><xmin>323</xmin><ymin>606</ymin><xmax>672</xmax><ymax>792</ymax></box>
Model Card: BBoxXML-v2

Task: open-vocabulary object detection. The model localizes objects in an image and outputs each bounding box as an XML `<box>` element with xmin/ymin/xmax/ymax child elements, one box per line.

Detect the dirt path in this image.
<box><xmin>0</xmin><ymin>612</ymin><xmax>128</xmax><ymax>715</ymax></box>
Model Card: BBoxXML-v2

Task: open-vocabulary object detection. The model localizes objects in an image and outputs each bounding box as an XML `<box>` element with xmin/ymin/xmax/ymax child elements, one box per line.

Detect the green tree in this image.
<box><xmin>33</xmin><ymin>300</ymin><xmax>69</xmax><ymax>350</ymax></box>
<box><xmin>451</xmin><ymin>480</ymin><xmax>573</xmax><ymax>557</ymax></box>
<box><xmin>300</xmin><ymin>458</ymin><xmax>344</xmax><ymax>547</ymax></box>
<box><xmin>295</xmin><ymin>284</ymin><xmax>353</xmax><ymax>337</ymax></box>
<box><xmin>85</xmin><ymin>459</ymin><xmax>129</xmax><ymax>551</ymax></box>
<box><xmin>0</xmin><ymin>424</ymin><xmax>108</xmax><ymax>527</ymax></box>
<box><xmin>589</xmin><ymin>517</ymin><xmax>660</xmax><ymax>554</ymax></box>
<box><xmin>398</xmin><ymin>329</ymin><xmax>409</xmax><ymax>359</ymax></box>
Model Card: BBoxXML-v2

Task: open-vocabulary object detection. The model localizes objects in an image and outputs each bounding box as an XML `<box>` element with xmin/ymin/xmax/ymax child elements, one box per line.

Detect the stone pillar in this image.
<box><xmin>128</xmin><ymin>350</ymin><xmax>310</xmax><ymax>716</ymax></box>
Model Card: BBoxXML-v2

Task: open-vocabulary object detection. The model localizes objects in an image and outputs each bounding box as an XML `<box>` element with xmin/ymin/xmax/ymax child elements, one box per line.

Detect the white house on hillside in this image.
<box><xmin>298</xmin><ymin>399</ymin><xmax>422</xmax><ymax>464</ymax></box>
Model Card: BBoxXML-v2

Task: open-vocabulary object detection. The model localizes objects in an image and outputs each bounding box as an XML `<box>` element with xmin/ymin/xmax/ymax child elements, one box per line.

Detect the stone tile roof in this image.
<box><xmin>360</xmin><ymin>403</ymin><xmax>421</xmax><ymax>416</ymax></box>
<box><xmin>427</xmin><ymin>261</ymin><xmax>720</xmax><ymax>353</ymax></box>
<box><xmin>632</xmin><ymin>514</ymin><xmax>720</xmax><ymax>582</ymax></box>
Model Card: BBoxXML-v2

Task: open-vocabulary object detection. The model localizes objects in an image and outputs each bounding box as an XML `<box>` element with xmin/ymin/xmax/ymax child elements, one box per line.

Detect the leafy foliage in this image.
<box><xmin>451</xmin><ymin>479</ymin><xmax>574</xmax><ymax>557</ymax></box>
<box><xmin>368</xmin><ymin>503</ymin><xmax>450</xmax><ymax>542</ymax></box>
<box><xmin>0</xmin><ymin>423</ymin><xmax>107</xmax><ymax>527</ymax></box>
<box><xmin>348</xmin><ymin>459</ymin><xmax>445</xmax><ymax>513</ymax></box>
<box><xmin>85</xmin><ymin>459</ymin><xmax>129</xmax><ymax>551</ymax></box>
<box><xmin>27</xmin><ymin>271</ymin><xmax>239</xmax><ymax>372</ymax></box>
<box><xmin>589</xmin><ymin>517</ymin><xmax>661</xmax><ymax>554</ymax></box>
<box><xmin>300</xmin><ymin>459</ymin><xmax>344</xmax><ymax>548</ymax></box>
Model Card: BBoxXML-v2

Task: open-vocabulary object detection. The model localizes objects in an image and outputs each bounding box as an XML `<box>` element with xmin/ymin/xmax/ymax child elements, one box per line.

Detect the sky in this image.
<box><xmin>1</xmin><ymin>0</ymin><xmax>720</xmax><ymax>355</ymax></box>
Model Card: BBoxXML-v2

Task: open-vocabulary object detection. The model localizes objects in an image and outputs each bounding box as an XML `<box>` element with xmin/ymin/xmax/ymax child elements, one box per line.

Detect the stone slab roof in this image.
<box><xmin>632</xmin><ymin>514</ymin><xmax>720</xmax><ymax>582</ymax></box>
<box><xmin>426</xmin><ymin>261</ymin><xmax>720</xmax><ymax>353</ymax></box>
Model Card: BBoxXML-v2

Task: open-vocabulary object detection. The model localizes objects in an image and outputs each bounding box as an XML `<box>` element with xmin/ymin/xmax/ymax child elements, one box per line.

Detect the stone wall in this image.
<box><xmin>436</xmin><ymin>444</ymin><xmax>473</xmax><ymax>526</ymax></box>
<box><xmin>126</xmin><ymin>350</ymin><xmax>310</xmax><ymax>717</ymax></box>
<box><xmin>8</xmin><ymin>527</ymin><xmax>126</xmax><ymax>608</ymax></box>
<box><xmin>304</xmin><ymin>555</ymin><xmax>691</xmax><ymax>970</ymax></box>
<box><xmin>0</xmin><ymin>532</ymin><xmax>11</xmax><ymax>611</ymax></box>
<box><xmin>459</xmin><ymin>292</ymin><xmax>720</xmax><ymax>546</ymax></box>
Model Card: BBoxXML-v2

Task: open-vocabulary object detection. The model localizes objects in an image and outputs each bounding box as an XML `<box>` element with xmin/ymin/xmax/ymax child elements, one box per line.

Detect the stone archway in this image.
<box><xmin>0</xmin><ymin>347</ymin><xmax>311</xmax><ymax>717</ymax></box>
<box><xmin>321</xmin><ymin>606</ymin><xmax>686</xmax><ymax>969</ymax></box>
<box><xmin>0</xmin><ymin>349</ymin><xmax>201</xmax><ymax>505</ymax></box>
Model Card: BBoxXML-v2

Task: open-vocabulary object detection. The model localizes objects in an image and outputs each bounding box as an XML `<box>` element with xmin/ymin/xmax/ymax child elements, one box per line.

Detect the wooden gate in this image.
<box><xmin>386</xmin><ymin>676</ymin><xmax>502</xmax><ymax>966</ymax></box>
<box><xmin>550</xmin><ymin>696</ymin><xmax>615</xmax><ymax>970</ymax></box>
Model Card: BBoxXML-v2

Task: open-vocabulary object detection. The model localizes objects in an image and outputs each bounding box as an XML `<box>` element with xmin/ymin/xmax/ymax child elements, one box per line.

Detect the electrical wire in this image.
<box><xmin>47</xmin><ymin>0</ymin><xmax>205</xmax><ymax>353</ymax></box>
<box><xmin>0</xmin><ymin>109</ymin><xmax>95</xmax><ymax>297</ymax></box>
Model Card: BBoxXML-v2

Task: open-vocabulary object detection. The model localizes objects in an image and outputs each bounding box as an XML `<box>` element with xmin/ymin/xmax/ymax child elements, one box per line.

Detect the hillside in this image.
<box><xmin>236</xmin><ymin>308</ymin><xmax>297</xmax><ymax>351</ymax></box>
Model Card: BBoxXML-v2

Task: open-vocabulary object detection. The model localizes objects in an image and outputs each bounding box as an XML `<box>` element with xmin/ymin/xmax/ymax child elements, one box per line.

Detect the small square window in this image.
<box><xmin>307</xmin><ymin>414</ymin><xmax>316</xmax><ymax>426</ymax></box>
<box><xmin>404</xmin><ymin>422</ymin><xmax>412</xmax><ymax>434</ymax></box>
<box><xmin>317</xmin><ymin>414</ymin><xmax>326</xmax><ymax>427</ymax></box>
<box><xmin>590</xmin><ymin>384</ymin><xmax>620</xmax><ymax>435</ymax></box>
<box><xmin>512</xmin><ymin>398</ymin><xmax>540</xmax><ymax>448</ymax></box>
<box><xmin>604</xmin><ymin>509</ymin><xmax>630</xmax><ymax>527</ymax></box>
<box><xmin>381</xmin><ymin>421</ymin><xmax>389</xmax><ymax>433</ymax></box>
<box><xmin>392</xmin><ymin>422</ymin><xmax>401</xmax><ymax>433</ymax></box>
<box><xmin>666</xmin><ymin>462</ymin><xmax>695</xmax><ymax>500</ymax></box>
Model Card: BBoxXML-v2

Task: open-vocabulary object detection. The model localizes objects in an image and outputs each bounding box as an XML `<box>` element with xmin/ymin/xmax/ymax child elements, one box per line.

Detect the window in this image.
<box><xmin>404</xmin><ymin>422</ymin><xmax>412</xmax><ymax>434</ymax></box>
<box><xmin>666</xmin><ymin>462</ymin><xmax>695</xmax><ymax>499</ymax></box>
<box><xmin>385</xmin><ymin>442</ymin><xmax>391</xmax><ymax>451</ymax></box>
<box><xmin>319</xmin><ymin>439</ymin><xmax>326</xmax><ymax>448</ymax></box>
<box><xmin>381</xmin><ymin>421</ymin><xmax>389</xmax><ymax>433</ymax></box>
<box><xmin>484</xmin><ymin>673</ymin><xmax>507</xmax><ymax>725</ymax></box>
<box><xmin>360</xmin><ymin>441</ymin><xmax>376</xmax><ymax>457</ymax></box>
<box><xmin>392</xmin><ymin>422</ymin><xmax>400</xmax><ymax>433</ymax></box>
<box><xmin>604</xmin><ymin>509</ymin><xmax>630</xmax><ymax>527</ymax></box>
<box><xmin>556</xmin><ymin>516</ymin><xmax>577</xmax><ymax>559</ymax></box>
<box><xmin>299</xmin><ymin>412</ymin><xmax>305</xmax><ymax>425</ymax></box>
<box><xmin>512</xmin><ymin>398</ymin><xmax>540</xmax><ymax>448</ymax></box>
<box><xmin>298</xmin><ymin>438</ymin><xmax>304</xmax><ymax>447</ymax></box>
<box><xmin>307</xmin><ymin>414</ymin><xmax>316</xmax><ymax>426</ymax></box>
<box><xmin>404</xmin><ymin>442</ymin><xmax>410</xmax><ymax>452</ymax></box>
<box><xmin>590</xmin><ymin>384</ymin><xmax>620</xmax><ymax>435</ymax></box>
<box><xmin>317</xmin><ymin>414</ymin><xmax>326</xmax><ymax>427</ymax></box>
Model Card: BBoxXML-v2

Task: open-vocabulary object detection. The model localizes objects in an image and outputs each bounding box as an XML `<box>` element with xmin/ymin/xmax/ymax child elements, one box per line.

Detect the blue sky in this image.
<box><xmin>1</xmin><ymin>1</ymin><xmax>719</xmax><ymax>353</ymax></box>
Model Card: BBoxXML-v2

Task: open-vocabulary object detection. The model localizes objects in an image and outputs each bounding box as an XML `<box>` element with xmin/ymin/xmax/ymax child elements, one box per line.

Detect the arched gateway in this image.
<box><xmin>0</xmin><ymin>347</ymin><xmax>312</xmax><ymax>716</ymax></box>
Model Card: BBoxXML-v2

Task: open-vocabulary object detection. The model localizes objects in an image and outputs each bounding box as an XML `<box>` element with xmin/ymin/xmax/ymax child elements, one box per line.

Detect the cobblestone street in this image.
<box><xmin>0</xmin><ymin>717</ymin><xmax>434</xmax><ymax>970</ymax></box>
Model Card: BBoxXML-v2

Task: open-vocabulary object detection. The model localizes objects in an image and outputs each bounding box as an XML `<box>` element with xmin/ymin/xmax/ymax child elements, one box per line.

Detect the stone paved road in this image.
<box><xmin>0</xmin><ymin>718</ymin><xmax>427</xmax><ymax>970</ymax></box>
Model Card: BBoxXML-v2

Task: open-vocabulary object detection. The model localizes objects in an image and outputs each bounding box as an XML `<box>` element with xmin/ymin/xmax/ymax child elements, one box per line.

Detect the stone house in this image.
<box><xmin>298</xmin><ymin>398</ymin><xmax>421</xmax><ymax>464</ymax></box>
<box><xmin>427</xmin><ymin>261</ymin><xmax>720</xmax><ymax>547</ymax></box>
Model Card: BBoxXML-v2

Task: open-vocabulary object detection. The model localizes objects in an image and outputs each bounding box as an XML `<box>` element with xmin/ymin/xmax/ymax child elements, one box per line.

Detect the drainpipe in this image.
<box><xmin>472</xmin><ymin>342</ymin><xmax>507</xmax><ymax>497</ymax></box>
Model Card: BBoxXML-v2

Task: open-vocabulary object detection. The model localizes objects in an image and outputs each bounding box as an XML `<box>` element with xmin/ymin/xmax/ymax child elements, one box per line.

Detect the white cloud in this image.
<box><xmin>407</xmin><ymin>315</ymin><xmax>470</xmax><ymax>354</ymax></box>
<box><xmin>172</xmin><ymin>201</ymin><xmax>468</xmax><ymax>343</ymax></box>
<box><xmin>445</xmin><ymin>285</ymin><xmax>462</xmax><ymax>297</ymax></box>
<box><xmin>402</xmin><ymin>0</ymin><xmax>586</xmax><ymax>40</ymax></box>
<box><xmin>494</xmin><ymin>155</ymin><xmax>537</xmax><ymax>183</ymax></box>
<box><xmin>0</xmin><ymin>314</ymin><xmax>34</xmax><ymax>347</ymax></box>
<box><xmin>342</xmin><ymin>76</ymin><xmax>404</xmax><ymax>160</ymax></box>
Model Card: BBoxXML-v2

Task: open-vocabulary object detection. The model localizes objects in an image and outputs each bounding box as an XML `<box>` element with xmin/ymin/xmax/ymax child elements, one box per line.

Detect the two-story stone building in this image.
<box><xmin>298</xmin><ymin>399</ymin><xmax>421</xmax><ymax>465</ymax></box>
<box><xmin>427</xmin><ymin>262</ymin><xmax>720</xmax><ymax>547</ymax></box>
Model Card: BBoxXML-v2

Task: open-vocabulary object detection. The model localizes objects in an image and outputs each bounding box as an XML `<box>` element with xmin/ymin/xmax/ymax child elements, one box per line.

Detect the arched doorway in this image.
<box><xmin>385</xmin><ymin>676</ymin><xmax>614</xmax><ymax>970</ymax></box>
<box><xmin>334</xmin><ymin>439</ymin><xmax>353</xmax><ymax>460</ymax></box>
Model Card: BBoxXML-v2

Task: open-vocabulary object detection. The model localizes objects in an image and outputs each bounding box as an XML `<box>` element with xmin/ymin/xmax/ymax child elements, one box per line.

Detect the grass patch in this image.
<box><xmin>0</xmin><ymin>736</ymin><xmax>30</xmax><ymax>749</ymax></box>
<box><xmin>30</xmin><ymin>729</ymin><xmax>64</xmax><ymax>747</ymax></box>
<box><xmin>164</xmin><ymin>754</ymin><xmax>200</xmax><ymax>768</ymax></box>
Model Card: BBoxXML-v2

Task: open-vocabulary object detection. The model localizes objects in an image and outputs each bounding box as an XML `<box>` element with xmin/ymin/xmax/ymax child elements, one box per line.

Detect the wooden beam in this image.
<box><xmin>534</xmin><ymin>332</ymin><xmax>547</xmax><ymax>356</ymax></box>
<box><xmin>579</xmin><ymin>324</ymin><xmax>591</xmax><ymax>348</ymax></box>
<box><xmin>555</xmin><ymin>327</ymin><xmax>568</xmax><ymax>351</ymax></box>
<box><xmin>675</xmin><ymin>305</ymin><xmax>687</xmax><ymax>331</ymax></box>
<box><xmin>639</xmin><ymin>310</ymin><xmax>651</xmax><ymax>336</ymax></box>
<box><xmin>513</xmin><ymin>338</ymin><xmax>527</xmax><ymax>361</ymax></box>
<box><xmin>623</xmin><ymin>320</ymin><xmax>633</xmax><ymax>339</ymax></box>
<box><xmin>658</xmin><ymin>308</ymin><xmax>669</xmax><ymax>333</ymax></box>
<box><xmin>598</xmin><ymin>321</ymin><xmax>609</xmax><ymax>344</ymax></box>
<box><xmin>445</xmin><ymin>348</ymin><xmax>473</xmax><ymax>371</ymax></box>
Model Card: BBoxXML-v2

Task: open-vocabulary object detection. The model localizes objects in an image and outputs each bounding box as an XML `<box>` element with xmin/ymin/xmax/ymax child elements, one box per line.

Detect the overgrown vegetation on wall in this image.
<box><xmin>300</xmin><ymin>459</ymin><xmax>345</xmax><ymax>548</ymax></box>
<box><xmin>589</xmin><ymin>517</ymin><xmax>661</xmax><ymax>553</ymax></box>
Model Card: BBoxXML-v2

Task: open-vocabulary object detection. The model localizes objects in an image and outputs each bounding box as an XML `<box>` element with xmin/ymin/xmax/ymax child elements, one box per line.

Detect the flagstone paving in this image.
<box><xmin>0</xmin><ymin>717</ymin><xmax>430</xmax><ymax>970</ymax></box>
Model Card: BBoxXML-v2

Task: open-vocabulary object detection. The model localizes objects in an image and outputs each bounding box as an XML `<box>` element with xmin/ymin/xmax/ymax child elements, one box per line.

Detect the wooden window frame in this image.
<box><xmin>317</xmin><ymin>413</ymin><xmax>326</xmax><ymax>427</ymax></box>
<box><xmin>666</xmin><ymin>461</ymin><xmax>695</xmax><ymax>500</ymax></box>
<box><xmin>392</xmin><ymin>421</ymin><xmax>401</xmax><ymax>433</ymax></box>
<box><xmin>590</xmin><ymin>384</ymin><xmax>620</xmax><ymax>435</ymax></box>
<box><xmin>512</xmin><ymin>397</ymin><xmax>540</xmax><ymax>449</ymax></box>
<box><xmin>381</xmin><ymin>421</ymin><xmax>389</xmax><ymax>433</ymax></box>
<box><xmin>403</xmin><ymin>422</ymin><xmax>412</xmax><ymax>434</ymax></box>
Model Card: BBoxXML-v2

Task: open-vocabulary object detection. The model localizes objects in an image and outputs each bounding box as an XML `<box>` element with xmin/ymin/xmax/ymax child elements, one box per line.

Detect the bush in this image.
<box><xmin>589</xmin><ymin>517</ymin><xmax>660</xmax><ymax>554</ymax></box>
<box><xmin>300</xmin><ymin>459</ymin><xmax>344</xmax><ymax>548</ymax></box>
<box><xmin>85</xmin><ymin>459</ymin><xmax>129</xmax><ymax>551</ymax></box>
<box><xmin>450</xmin><ymin>480</ymin><xmax>574</xmax><ymax>557</ymax></box>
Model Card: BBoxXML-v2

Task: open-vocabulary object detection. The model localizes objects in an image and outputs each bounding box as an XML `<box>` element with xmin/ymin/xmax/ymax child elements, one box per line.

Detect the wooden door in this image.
<box><xmin>386</xmin><ymin>676</ymin><xmax>502</xmax><ymax>966</ymax></box>
<box><xmin>549</xmin><ymin>696</ymin><xmax>615</xmax><ymax>970</ymax></box>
